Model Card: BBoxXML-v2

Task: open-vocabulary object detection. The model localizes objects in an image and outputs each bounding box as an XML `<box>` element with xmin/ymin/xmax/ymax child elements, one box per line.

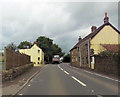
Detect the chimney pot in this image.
<box><xmin>91</xmin><ymin>26</ymin><xmax>97</xmax><ymax>33</ymax></box>
<box><xmin>78</xmin><ymin>36</ymin><xmax>82</xmax><ymax>41</ymax></box>
<box><xmin>104</xmin><ymin>12</ymin><xmax>109</xmax><ymax>23</ymax></box>
<box><xmin>105</xmin><ymin>12</ymin><xmax>107</xmax><ymax>17</ymax></box>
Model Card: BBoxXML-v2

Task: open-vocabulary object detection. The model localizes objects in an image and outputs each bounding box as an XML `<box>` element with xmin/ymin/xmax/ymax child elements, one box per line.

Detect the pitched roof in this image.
<box><xmin>70</xmin><ymin>41</ymin><xmax>80</xmax><ymax>51</ymax></box>
<box><xmin>101</xmin><ymin>44</ymin><xmax>118</xmax><ymax>52</ymax></box>
<box><xmin>70</xmin><ymin>22</ymin><xmax>120</xmax><ymax>52</ymax></box>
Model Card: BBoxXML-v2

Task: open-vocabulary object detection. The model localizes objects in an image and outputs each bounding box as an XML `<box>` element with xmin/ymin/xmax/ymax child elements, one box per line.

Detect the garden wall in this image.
<box><xmin>94</xmin><ymin>55</ymin><xmax>119</xmax><ymax>75</ymax></box>
<box><xmin>5</xmin><ymin>48</ymin><xmax>31</xmax><ymax>70</ymax></box>
<box><xmin>2</xmin><ymin>48</ymin><xmax>33</xmax><ymax>82</ymax></box>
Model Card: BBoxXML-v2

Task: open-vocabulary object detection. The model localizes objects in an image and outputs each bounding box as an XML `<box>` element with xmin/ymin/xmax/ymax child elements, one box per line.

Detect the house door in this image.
<box><xmin>91</xmin><ymin>56</ymin><xmax>95</xmax><ymax>69</ymax></box>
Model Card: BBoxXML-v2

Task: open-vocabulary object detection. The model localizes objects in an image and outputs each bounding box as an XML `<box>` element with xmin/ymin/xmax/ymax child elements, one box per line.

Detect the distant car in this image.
<box><xmin>52</xmin><ymin>55</ymin><xmax>60</xmax><ymax>64</ymax></box>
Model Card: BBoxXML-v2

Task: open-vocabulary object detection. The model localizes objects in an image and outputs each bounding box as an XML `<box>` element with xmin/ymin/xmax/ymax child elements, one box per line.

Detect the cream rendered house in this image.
<box><xmin>19</xmin><ymin>42</ymin><xmax>44</xmax><ymax>66</ymax></box>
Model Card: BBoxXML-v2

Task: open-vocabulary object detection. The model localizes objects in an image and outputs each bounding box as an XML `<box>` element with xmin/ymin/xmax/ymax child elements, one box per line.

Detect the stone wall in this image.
<box><xmin>70</xmin><ymin>48</ymin><xmax>80</xmax><ymax>67</ymax></box>
<box><xmin>78</xmin><ymin>40</ymin><xmax>89</xmax><ymax>68</ymax></box>
<box><xmin>2</xmin><ymin>49</ymin><xmax>33</xmax><ymax>82</ymax></box>
<box><xmin>2</xmin><ymin>63</ymin><xmax>33</xmax><ymax>82</ymax></box>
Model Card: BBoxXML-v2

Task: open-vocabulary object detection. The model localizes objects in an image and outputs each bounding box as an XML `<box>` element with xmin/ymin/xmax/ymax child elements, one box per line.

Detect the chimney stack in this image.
<box><xmin>78</xmin><ymin>36</ymin><xmax>82</xmax><ymax>41</ymax></box>
<box><xmin>104</xmin><ymin>12</ymin><xmax>109</xmax><ymax>23</ymax></box>
<box><xmin>91</xmin><ymin>26</ymin><xmax>97</xmax><ymax>33</ymax></box>
<box><xmin>34</xmin><ymin>41</ymin><xmax>37</xmax><ymax>44</ymax></box>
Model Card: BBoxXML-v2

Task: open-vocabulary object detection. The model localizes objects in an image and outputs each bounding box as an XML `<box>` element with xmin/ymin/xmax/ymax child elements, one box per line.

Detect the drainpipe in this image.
<box><xmin>79</xmin><ymin>47</ymin><xmax>82</xmax><ymax>67</ymax></box>
<box><xmin>88</xmin><ymin>39</ymin><xmax>91</xmax><ymax>68</ymax></box>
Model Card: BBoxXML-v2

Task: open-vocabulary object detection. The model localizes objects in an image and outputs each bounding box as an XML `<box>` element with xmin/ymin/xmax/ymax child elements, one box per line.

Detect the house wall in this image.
<box><xmin>70</xmin><ymin>48</ymin><xmax>80</xmax><ymax>67</ymax></box>
<box><xmin>78</xmin><ymin>40</ymin><xmax>90</xmax><ymax>68</ymax></box>
<box><xmin>90</xmin><ymin>25</ymin><xmax>120</xmax><ymax>54</ymax></box>
<box><xmin>19</xmin><ymin>44</ymin><xmax>44</xmax><ymax>66</ymax></box>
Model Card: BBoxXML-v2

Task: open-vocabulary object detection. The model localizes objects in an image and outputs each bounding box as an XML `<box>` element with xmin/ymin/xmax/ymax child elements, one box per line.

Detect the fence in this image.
<box><xmin>5</xmin><ymin>48</ymin><xmax>31</xmax><ymax>70</ymax></box>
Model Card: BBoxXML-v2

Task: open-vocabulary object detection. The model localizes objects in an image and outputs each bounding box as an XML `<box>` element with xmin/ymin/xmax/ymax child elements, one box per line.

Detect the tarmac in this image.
<box><xmin>2</xmin><ymin>65</ymin><xmax>46</xmax><ymax>95</ymax></box>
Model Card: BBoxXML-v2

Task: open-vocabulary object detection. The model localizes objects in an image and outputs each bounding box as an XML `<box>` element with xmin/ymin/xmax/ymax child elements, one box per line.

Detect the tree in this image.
<box><xmin>17</xmin><ymin>41</ymin><xmax>32</xmax><ymax>49</ymax></box>
<box><xmin>36</xmin><ymin>36</ymin><xmax>64</xmax><ymax>63</ymax></box>
<box><xmin>52</xmin><ymin>44</ymin><xmax>65</xmax><ymax>57</ymax></box>
<box><xmin>63</xmin><ymin>54</ymin><xmax>70</xmax><ymax>63</ymax></box>
<box><xmin>6</xmin><ymin>42</ymin><xmax>16</xmax><ymax>51</ymax></box>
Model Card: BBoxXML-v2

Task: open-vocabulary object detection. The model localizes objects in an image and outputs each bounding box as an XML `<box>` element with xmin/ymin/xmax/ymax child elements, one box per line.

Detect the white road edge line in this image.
<box><xmin>84</xmin><ymin>70</ymin><xmax>93</xmax><ymax>74</ymax></box>
<box><xmin>95</xmin><ymin>73</ymin><xmax>120</xmax><ymax>82</ymax></box>
<box><xmin>64</xmin><ymin>71</ymin><xmax>69</xmax><ymax>75</ymax></box>
<box><xmin>72</xmin><ymin>76</ymin><xmax>86</xmax><ymax>87</ymax></box>
<box><xmin>68</xmin><ymin>65</ymin><xmax>120</xmax><ymax>82</ymax></box>
<box><xmin>83</xmin><ymin>70</ymin><xmax>120</xmax><ymax>82</ymax></box>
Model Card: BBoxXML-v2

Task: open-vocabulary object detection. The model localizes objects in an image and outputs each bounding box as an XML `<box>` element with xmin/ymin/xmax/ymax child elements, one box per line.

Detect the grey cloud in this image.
<box><xmin>2</xmin><ymin>1</ymin><xmax>118</xmax><ymax>53</ymax></box>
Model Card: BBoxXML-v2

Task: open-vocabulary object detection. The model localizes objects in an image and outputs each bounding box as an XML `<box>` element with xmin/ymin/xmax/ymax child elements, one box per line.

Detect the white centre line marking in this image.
<box><xmin>71</xmin><ymin>76</ymin><xmax>86</xmax><ymax>87</ymax></box>
<box><xmin>58</xmin><ymin>65</ymin><xmax>60</xmax><ymax>68</ymax></box>
<box><xmin>28</xmin><ymin>84</ymin><xmax>31</xmax><ymax>87</ymax></box>
<box><xmin>97</xmin><ymin>95</ymin><xmax>103</xmax><ymax>97</ymax></box>
<box><xmin>61</xmin><ymin>68</ymin><xmax>63</xmax><ymax>71</ymax></box>
<box><xmin>19</xmin><ymin>94</ymin><xmax>23</xmax><ymax>96</ymax></box>
<box><xmin>64</xmin><ymin>71</ymin><xmax>69</xmax><ymax>75</ymax></box>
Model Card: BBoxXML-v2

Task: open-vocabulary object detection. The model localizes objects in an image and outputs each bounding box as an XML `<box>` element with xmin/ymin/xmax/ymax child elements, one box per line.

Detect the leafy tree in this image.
<box><xmin>17</xmin><ymin>41</ymin><xmax>32</xmax><ymax>49</ymax></box>
<box><xmin>52</xmin><ymin>44</ymin><xmax>65</xmax><ymax>57</ymax></box>
<box><xmin>36</xmin><ymin>36</ymin><xmax>64</xmax><ymax>63</ymax></box>
<box><xmin>6</xmin><ymin>42</ymin><xmax>16</xmax><ymax>51</ymax></box>
<box><xmin>63</xmin><ymin>54</ymin><xmax>70</xmax><ymax>63</ymax></box>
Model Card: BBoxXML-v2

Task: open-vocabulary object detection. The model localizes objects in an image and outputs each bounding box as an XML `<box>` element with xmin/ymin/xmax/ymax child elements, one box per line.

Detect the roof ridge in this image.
<box><xmin>70</xmin><ymin>22</ymin><xmax>120</xmax><ymax>52</ymax></box>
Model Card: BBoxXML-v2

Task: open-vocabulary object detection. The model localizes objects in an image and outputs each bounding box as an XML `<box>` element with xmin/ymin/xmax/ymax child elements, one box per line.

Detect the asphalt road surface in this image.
<box><xmin>0</xmin><ymin>62</ymin><xmax>2</xmax><ymax>71</ymax></box>
<box><xmin>17</xmin><ymin>63</ymin><xmax>119</xmax><ymax>96</ymax></box>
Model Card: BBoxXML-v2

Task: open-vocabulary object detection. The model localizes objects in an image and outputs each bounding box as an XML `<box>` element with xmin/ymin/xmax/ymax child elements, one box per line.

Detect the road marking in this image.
<box><xmin>19</xmin><ymin>94</ymin><xmax>23</xmax><ymax>96</ymax></box>
<box><xmin>84</xmin><ymin>70</ymin><xmax>93</xmax><ymax>74</ymax></box>
<box><xmin>28</xmin><ymin>84</ymin><xmax>31</xmax><ymax>87</ymax></box>
<box><xmin>71</xmin><ymin>76</ymin><xmax>86</xmax><ymax>87</ymax></box>
<box><xmin>84</xmin><ymin>69</ymin><xmax>120</xmax><ymax>82</ymax></box>
<box><xmin>94</xmin><ymin>73</ymin><xmax>120</xmax><ymax>82</ymax></box>
<box><xmin>58</xmin><ymin>65</ymin><xmax>60</xmax><ymax>68</ymax></box>
<box><xmin>68</xmin><ymin>64</ymin><xmax>120</xmax><ymax>82</ymax></box>
<box><xmin>61</xmin><ymin>68</ymin><xmax>63</xmax><ymax>71</ymax></box>
<box><xmin>58</xmin><ymin>65</ymin><xmax>64</xmax><ymax>71</ymax></box>
<box><xmin>91</xmin><ymin>90</ymin><xmax>94</xmax><ymax>93</ymax></box>
<box><xmin>97</xmin><ymin>95</ymin><xmax>103</xmax><ymax>97</ymax></box>
<box><xmin>64</xmin><ymin>71</ymin><xmax>69</xmax><ymax>75</ymax></box>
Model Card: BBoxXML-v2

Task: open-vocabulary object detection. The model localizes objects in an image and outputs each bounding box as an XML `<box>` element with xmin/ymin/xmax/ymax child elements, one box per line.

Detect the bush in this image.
<box><xmin>98</xmin><ymin>51</ymin><xmax>118</xmax><ymax>57</ymax></box>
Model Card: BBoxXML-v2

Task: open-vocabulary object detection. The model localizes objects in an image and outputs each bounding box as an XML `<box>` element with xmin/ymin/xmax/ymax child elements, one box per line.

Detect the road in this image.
<box><xmin>17</xmin><ymin>63</ymin><xmax>119</xmax><ymax>96</ymax></box>
<box><xmin>0</xmin><ymin>62</ymin><xmax>2</xmax><ymax>71</ymax></box>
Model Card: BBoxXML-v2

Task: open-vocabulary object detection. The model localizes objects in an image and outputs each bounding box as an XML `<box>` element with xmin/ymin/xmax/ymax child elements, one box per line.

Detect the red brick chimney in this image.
<box><xmin>104</xmin><ymin>12</ymin><xmax>109</xmax><ymax>23</ymax></box>
<box><xmin>91</xmin><ymin>26</ymin><xmax>97</xmax><ymax>33</ymax></box>
<box><xmin>34</xmin><ymin>41</ymin><xmax>37</xmax><ymax>44</ymax></box>
<box><xmin>78</xmin><ymin>36</ymin><xmax>82</xmax><ymax>41</ymax></box>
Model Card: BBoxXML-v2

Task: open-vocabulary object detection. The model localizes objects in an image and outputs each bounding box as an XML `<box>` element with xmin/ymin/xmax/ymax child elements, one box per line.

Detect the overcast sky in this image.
<box><xmin>1</xmin><ymin>0</ymin><xmax>118</xmax><ymax>53</ymax></box>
